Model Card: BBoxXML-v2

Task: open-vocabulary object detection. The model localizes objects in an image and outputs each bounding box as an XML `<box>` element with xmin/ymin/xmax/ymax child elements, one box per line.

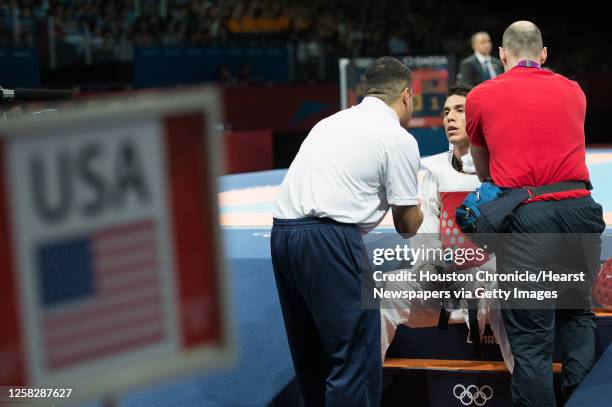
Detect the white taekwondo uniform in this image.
<box><xmin>380</xmin><ymin>149</ymin><xmax>514</xmax><ymax>372</ymax></box>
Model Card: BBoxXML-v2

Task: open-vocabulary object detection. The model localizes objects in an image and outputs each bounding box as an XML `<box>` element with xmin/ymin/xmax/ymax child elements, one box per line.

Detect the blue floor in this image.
<box><xmin>566</xmin><ymin>344</ymin><xmax>612</xmax><ymax>407</ymax></box>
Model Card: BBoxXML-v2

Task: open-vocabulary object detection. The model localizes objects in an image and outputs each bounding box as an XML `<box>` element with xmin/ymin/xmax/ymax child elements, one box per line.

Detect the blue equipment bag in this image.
<box><xmin>456</xmin><ymin>182</ymin><xmax>529</xmax><ymax>234</ymax></box>
<box><xmin>456</xmin><ymin>181</ymin><xmax>591</xmax><ymax>234</ymax></box>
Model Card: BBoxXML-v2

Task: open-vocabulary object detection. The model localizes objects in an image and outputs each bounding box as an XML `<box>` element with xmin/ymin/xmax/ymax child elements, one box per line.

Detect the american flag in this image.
<box><xmin>38</xmin><ymin>220</ymin><xmax>165</xmax><ymax>370</ymax></box>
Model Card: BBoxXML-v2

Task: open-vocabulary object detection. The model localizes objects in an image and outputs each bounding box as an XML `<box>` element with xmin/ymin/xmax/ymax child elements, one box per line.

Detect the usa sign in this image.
<box><xmin>0</xmin><ymin>88</ymin><xmax>232</xmax><ymax>404</ymax></box>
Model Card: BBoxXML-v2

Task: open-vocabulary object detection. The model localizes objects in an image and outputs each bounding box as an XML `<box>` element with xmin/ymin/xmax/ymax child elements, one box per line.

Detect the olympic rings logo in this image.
<box><xmin>453</xmin><ymin>384</ymin><xmax>494</xmax><ymax>406</ymax></box>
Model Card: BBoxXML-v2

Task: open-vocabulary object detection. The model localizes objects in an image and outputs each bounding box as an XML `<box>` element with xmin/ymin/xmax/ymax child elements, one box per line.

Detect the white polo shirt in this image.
<box><xmin>272</xmin><ymin>96</ymin><xmax>420</xmax><ymax>233</ymax></box>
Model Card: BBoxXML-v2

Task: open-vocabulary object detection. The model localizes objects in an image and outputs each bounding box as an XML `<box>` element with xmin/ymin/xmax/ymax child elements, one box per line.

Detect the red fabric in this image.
<box><xmin>0</xmin><ymin>140</ymin><xmax>27</xmax><ymax>385</ymax></box>
<box><xmin>164</xmin><ymin>114</ymin><xmax>223</xmax><ymax>348</ymax></box>
<box><xmin>593</xmin><ymin>258</ymin><xmax>612</xmax><ymax>310</ymax></box>
<box><xmin>466</xmin><ymin>66</ymin><xmax>590</xmax><ymax>201</ymax></box>
<box><xmin>440</xmin><ymin>191</ymin><xmax>490</xmax><ymax>269</ymax></box>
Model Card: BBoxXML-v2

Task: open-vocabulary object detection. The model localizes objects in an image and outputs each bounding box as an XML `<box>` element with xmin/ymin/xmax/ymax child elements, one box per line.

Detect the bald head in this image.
<box><xmin>502</xmin><ymin>21</ymin><xmax>543</xmax><ymax>59</ymax></box>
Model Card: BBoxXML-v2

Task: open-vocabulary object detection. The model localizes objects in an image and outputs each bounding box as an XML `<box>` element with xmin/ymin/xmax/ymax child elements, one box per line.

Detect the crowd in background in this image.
<box><xmin>0</xmin><ymin>0</ymin><xmax>609</xmax><ymax>79</ymax></box>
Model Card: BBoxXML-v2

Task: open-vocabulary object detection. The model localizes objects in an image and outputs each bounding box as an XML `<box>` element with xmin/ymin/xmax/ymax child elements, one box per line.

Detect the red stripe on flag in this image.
<box><xmin>45</xmin><ymin>305</ymin><xmax>163</xmax><ymax>348</ymax></box>
<box><xmin>94</xmin><ymin>219</ymin><xmax>154</xmax><ymax>240</ymax></box>
<box><xmin>93</xmin><ymin>237</ymin><xmax>157</xmax><ymax>258</ymax></box>
<box><xmin>48</xmin><ymin>328</ymin><xmax>164</xmax><ymax>370</ymax></box>
<box><xmin>0</xmin><ymin>140</ymin><xmax>27</xmax><ymax>385</ymax></box>
<box><xmin>95</xmin><ymin>259</ymin><xmax>158</xmax><ymax>280</ymax></box>
<box><xmin>97</xmin><ymin>274</ymin><xmax>160</xmax><ymax>294</ymax></box>
<box><xmin>164</xmin><ymin>113</ymin><xmax>222</xmax><ymax>348</ymax></box>
<box><xmin>43</xmin><ymin>288</ymin><xmax>160</xmax><ymax>330</ymax></box>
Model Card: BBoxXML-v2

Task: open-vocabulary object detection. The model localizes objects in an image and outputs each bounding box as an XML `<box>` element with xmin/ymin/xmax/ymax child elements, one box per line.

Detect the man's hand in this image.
<box><xmin>392</xmin><ymin>204</ymin><xmax>423</xmax><ymax>237</ymax></box>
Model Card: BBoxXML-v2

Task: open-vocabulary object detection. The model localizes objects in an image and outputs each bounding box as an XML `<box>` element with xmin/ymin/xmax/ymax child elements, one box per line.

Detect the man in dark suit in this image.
<box><xmin>457</xmin><ymin>31</ymin><xmax>504</xmax><ymax>86</ymax></box>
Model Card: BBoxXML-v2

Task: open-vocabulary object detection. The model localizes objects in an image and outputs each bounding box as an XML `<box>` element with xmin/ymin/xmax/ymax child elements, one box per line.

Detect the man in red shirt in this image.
<box><xmin>466</xmin><ymin>21</ymin><xmax>606</xmax><ymax>406</ymax></box>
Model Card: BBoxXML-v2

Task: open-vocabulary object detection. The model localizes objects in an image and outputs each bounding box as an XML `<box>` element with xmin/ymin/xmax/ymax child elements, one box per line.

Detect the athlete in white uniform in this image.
<box><xmin>380</xmin><ymin>84</ymin><xmax>514</xmax><ymax>371</ymax></box>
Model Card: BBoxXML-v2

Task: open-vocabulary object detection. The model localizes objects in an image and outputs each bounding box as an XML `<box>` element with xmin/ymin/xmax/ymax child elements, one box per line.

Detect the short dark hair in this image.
<box><xmin>447</xmin><ymin>84</ymin><xmax>472</xmax><ymax>98</ymax></box>
<box><xmin>364</xmin><ymin>57</ymin><xmax>412</xmax><ymax>103</ymax></box>
<box><xmin>502</xmin><ymin>21</ymin><xmax>543</xmax><ymax>58</ymax></box>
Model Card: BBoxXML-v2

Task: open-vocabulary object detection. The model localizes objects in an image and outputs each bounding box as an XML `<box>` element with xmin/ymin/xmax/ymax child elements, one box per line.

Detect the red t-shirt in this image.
<box><xmin>466</xmin><ymin>66</ymin><xmax>590</xmax><ymax>201</ymax></box>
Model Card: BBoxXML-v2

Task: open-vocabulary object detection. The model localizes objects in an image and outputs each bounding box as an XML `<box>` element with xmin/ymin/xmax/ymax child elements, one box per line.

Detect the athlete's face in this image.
<box><xmin>443</xmin><ymin>94</ymin><xmax>468</xmax><ymax>147</ymax></box>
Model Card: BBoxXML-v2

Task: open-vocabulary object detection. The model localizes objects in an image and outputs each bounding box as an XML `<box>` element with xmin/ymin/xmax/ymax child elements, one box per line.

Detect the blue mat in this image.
<box><xmin>220</xmin><ymin>170</ymin><xmax>286</xmax><ymax>192</ymax></box>
<box><xmin>566</xmin><ymin>344</ymin><xmax>612</xmax><ymax>407</ymax></box>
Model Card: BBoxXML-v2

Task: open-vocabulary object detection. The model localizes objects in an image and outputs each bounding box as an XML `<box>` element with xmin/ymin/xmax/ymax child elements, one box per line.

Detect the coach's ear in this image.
<box><xmin>402</xmin><ymin>87</ymin><xmax>412</xmax><ymax>107</ymax></box>
<box><xmin>499</xmin><ymin>47</ymin><xmax>507</xmax><ymax>68</ymax></box>
<box><xmin>401</xmin><ymin>87</ymin><xmax>414</xmax><ymax>127</ymax></box>
<box><xmin>540</xmin><ymin>46</ymin><xmax>548</xmax><ymax>66</ymax></box>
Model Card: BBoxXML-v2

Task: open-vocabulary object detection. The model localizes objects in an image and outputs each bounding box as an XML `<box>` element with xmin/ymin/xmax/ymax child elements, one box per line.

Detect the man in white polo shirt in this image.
<box><xmin>271</xmin><ymin>57</ymin><xmax>423</xmax><ymax>407</ymax></box>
